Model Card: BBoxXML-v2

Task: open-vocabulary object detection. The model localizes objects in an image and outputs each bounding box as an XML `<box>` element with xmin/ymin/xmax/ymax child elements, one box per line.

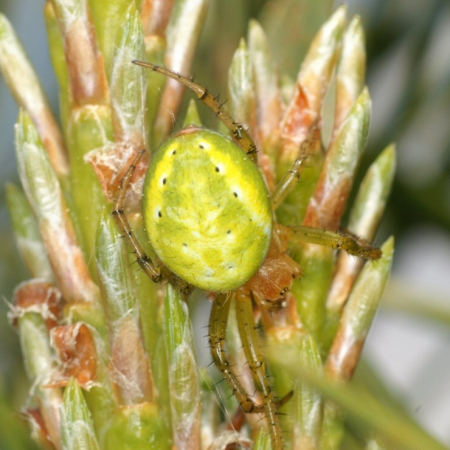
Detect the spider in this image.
<box><xmin>112</xmin><ymin>61</ymin><xmax>381</xmax><ymax>450</ymax></box>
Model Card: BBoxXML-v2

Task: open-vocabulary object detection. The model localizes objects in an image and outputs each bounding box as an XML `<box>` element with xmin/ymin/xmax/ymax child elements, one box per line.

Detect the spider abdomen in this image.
<box><xmin>143</xmin><ymin>128</ymin><xmax>273</xmax><ymax>291</ymax></box>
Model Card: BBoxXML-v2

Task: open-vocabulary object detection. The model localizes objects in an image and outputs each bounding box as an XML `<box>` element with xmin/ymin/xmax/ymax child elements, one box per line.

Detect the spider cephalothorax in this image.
<box><xmin>113</xmin><ymin>61</ymin><xmax>381</xmax><ymax>450</ymax></box>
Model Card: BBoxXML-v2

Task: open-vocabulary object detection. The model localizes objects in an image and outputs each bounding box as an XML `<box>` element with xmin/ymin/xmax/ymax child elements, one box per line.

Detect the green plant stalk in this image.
<box><xmin>304</xmin><ymin>87</ymin><xmax>371</xmax><ymax>230</ymax></box>
<box><xmin>248</xmin><ymin>19</ymin><xmax>282</xmax><ymax>154</ymax></box>
<box><xmin>276</xmin><ymin>7</ymin><xmax>346</xmax><ymax>225</ymax></box>
<box><xmin>153</xmin><ymin>0</ymin><xmax>209</xmax><ymax>145</ymax></box>
<box><xmin>183</xmin><ymin>99</ymin><xmax>202</xmax><ymax>127</ymax></box>
<box><xmin>61</xmin><ymin>378</ymin><xmax>100</xmax><ymax>450</ymax></box>
<box><xmin>223</xmin><ymin>296</ymin><xmax>253</xmax><ymax>413</ymax></box>
<box><xmin>293</xmin><ymin>334</ymin><xmax>323</xmax><ymax>449</ymax></box>
<box><xmin>50</xmin><ymin>321</ymin><xmax>117</xmax><ymax>436</ymax></box>
<box><xmin>63</xmin><ymin>303</ymin><xmax>108</xmax><ymax>344</ymax></box>
<box><xmin>130</xmin><ymin>239</ymin><xmax>161</xmax><ymax>362</ymax></box>
<box><xmin>333</xmin><ymin>15</ymin><xmax>366</xmax><ymax>133</ymax></box>
<box><xmin>269</xmin><ymin>341</ymin><xmax>447</xmax><ymax>450</ymax></box>
<box><xmin>15</xmin><ymin>110</ymin><xmax>101</xmax><ymax>305</ymax></box>
<box><xmin>82</xmin><ymin>362</ymin><xmax>117</xmax><ymax>440</ymax></box>
<box><xmin>347</xmin><ymin>145</ymin><xmax>396</xmax><ymax>237</ymax></box>
<box><xmin>144</xmin><ymin>37</ymin><xmax>166</xmax><ymax>150</ymax></box>
<box><xmin>17</xmin><ymin>309</ymin><xmax>62</xmax><ymax>449</ymax></box>
<box><xmin>326</xmin><ymin>237</ymin><xmax>394</xmax><ymax>380</ymax></box>
<box><xmin>96</xmin><ymin>213</ymin><xmax>154</xmax><ymax>404</ymax></box>
<box><xmin>324</xmin><ymin>144</ymin><xmax>396</xmax><ymax>349</ymax></box>
<box><xmin>228</xmin><ymin>38</ymin><xmax>257</xmax><ymax>139</ymax></box>
<box><xmin>0</xmin><ymin>13</ymin><xmax>69</xmax><ymax>178</ymax></box>
<box><xmin>320</xmin><ymin>402</ymin><xmax>345</xmax><ymax>450</ymax></box>
<box><xmin>322</xmin><ymin>237</ymin><xmax>394</xmax><ymax>449</ymax></box>
<box><xmin>49</xmin><ymin>0</ymin><xmax>113</xmax><ymax>260</ymax></box>
<box><xmin>0</xmin><ymin>380</ymin><xmax>40</xmax><ymax>450</ymax></box>
<box><xmin>266</xmin><ymin>327</ymin><xmax>324</xmax><ymax>448</ymax></box>
<box><xmin>164</xmin><ymin>285</ymin><xmax>201</xmax><ymax>449</ymax></box>
<box><xmin>152</xmin><ymin>336</ymin><xmax>173</xmax><ymax>442</ymax></box>
<box><xmin>254</xmin><ymin>429</ymin><xmax>273</xmax><ymax>450</ymax></box>
<box><xmin>102</xmin><ymin>403</ymin><xmax>169</xmax><ymax>450</ymax></box>
<box><xmin>49</xmin><ymin>0</ymin><xmax>109</xmax><ymax>106</ymax></box>
<box><xmin>68</xmin><ymin>106</ymin><xmax>113</xmax><ymax>263</ymax></box>
<box><xmin>88</xmin><ymin>0</ymin><xmax>139</xmax><ymax>77</ymax></box>
<box><xmin>95</xmin><ymin>6</ymin><xmax>161</xmax><ymax>352</ymax></box>
<box><xmin>198</xmin><ymin>369</ymin><xmax>220</xmax><ymax>449</ymax></box>
<box><xmin>44</xmin><ymin>2</ymin><xmax>71</xmax><ymax>143</ymax></box>
<box><xmin>291</xmin><ymin>246</ymin><xmax>334</xmax><ymax>344</ymax></box>
<box><xmin>292</xmin><ymin>88</ymin><xmax>371</xmax><ymax>344</ymax></box>
<box><xmin>140</xmin><ymin>1</ymin><xmax>174</xmax><ymax>149</ymax></box>
<box><xmin>111</xmin><ymin>5</ymin><xmax>147</xmax><ymax>147</ymax></box>
<box><xmin>141</xmin><ymin>0</ymin><xmax>174</xmax><ymax>36</ymax></box>
<box><xmin>6</xmin><ymin>184</ymin><xmax>53</xmax><ymax>281</ymax></box>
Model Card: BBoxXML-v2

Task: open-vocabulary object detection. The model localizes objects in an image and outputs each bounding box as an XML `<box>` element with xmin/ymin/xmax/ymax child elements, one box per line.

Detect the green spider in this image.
<box><xmin>112</xmin><ymin>61</ymin><xmax>381</xmax><ymax>450</ymax></box>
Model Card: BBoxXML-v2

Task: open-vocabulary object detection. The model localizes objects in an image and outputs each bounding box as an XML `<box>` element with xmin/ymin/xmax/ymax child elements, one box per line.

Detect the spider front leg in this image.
<box><xmin>132</xmin><ymin>60</ymin><xmax>258</xmax><ymax>162</ymax></box>
<box><xmin>112</xmin><ymin>150</ymin><xmax>191</xmax><ymax>293</ymax></box>
<box><xmin>271</xmin><ymin>157</ymin><xmax>304</xmax><ymax>211</ymax></box>
<box><xmin>271</xmin><ymin>125</ymin><xmax>320</xmax><ymax>210</ymax></box>
<box><xmin>286</xmin><ymin>226</ymin><xmax>382</xmax><ymax>259</ymax></box>
<box><xmin>271</xmin><ymin>149</ymin><xmax>381</xmax><ymax>260</ymax></box>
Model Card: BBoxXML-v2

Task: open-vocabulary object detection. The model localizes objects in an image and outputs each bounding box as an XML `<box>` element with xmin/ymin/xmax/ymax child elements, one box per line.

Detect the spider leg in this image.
<box><xmin>112</xmin><ymin>150</ymin><xmax>191</xmax><ymax>293</ymax></box>
<box><xmin>286</xmin><ymin>225</ymin><xmax>382</xmax><ymax>259</ymax></box>
<box><xmin>235</xmin><ymin>289</ymin><xmax>286</xmax><ymax>450</ymax></box>
<box><xmin>210</xmin><ymin>293</ymin><xmax>265</xmax><ymax>414</ymax></box>
<box><xmin>271</xmin><ymin>125</ymin><xmax>319</xmax><ymax>210</ymax></box>
<box><xmin>271</xmin><ymin>157</ymin><xmax>304</xmax><ymax>210</ymax></box>
<box><xmin>132</xmin><ymin>60</ymin><xmax>258</xmax><ymax>163</ymax></box>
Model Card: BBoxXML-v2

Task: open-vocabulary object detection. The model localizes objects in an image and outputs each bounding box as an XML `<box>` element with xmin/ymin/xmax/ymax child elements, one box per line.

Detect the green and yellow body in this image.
<box><xmin>143</xmin><ymin>127</ymin><xmax>273</xmax><ymax>291</ymax></box>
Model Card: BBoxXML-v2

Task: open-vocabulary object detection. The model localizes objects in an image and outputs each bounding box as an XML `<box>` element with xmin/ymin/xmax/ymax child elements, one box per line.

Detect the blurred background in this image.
<box><xmin>0</xmin><ymin>0</ymin><xmax>449</xmax><ymax>447</ymax></box>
